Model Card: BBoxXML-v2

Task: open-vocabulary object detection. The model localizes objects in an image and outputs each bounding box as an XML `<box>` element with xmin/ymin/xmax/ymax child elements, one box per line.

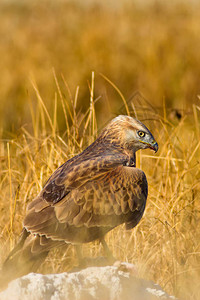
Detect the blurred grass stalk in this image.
<box><xmin>0</xmin><ymin>74</ymin><xmax>200</xmax><ymax>299</ymax></box>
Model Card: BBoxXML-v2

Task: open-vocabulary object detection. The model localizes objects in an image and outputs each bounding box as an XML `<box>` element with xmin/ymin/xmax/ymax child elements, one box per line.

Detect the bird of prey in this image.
<box><xmin>0</xmin><ymin>115</ymin><xmax>158</xmax><ymax>287</ymax></box>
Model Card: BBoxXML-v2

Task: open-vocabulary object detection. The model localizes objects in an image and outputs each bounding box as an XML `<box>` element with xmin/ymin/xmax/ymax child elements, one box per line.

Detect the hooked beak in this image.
<box><xmin>149</xmin><ymin>141</ymin><xmax>158</xmax><ymax>153</ymax></box>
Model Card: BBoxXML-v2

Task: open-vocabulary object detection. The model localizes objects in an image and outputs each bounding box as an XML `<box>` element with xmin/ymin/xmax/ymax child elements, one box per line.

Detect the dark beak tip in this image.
<box><xmin>149</xmin><ymin>141</ymin><xmax>158</xmax><ymax>153</ymax></box>
<box><xmin>153</xmin><ymin>143</ymin><xmax>158</xmax><ymax>153</ymax></box>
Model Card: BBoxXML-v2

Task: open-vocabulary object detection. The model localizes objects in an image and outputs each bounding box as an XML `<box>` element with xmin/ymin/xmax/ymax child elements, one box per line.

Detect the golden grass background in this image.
<box><xmin>0</xmin><ymin>1</ymin><xmax>200</xmax><ymax>299</ymax></box>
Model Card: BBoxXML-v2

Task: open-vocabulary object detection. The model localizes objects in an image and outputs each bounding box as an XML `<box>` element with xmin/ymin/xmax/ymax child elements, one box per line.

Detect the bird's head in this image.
<box><xmin>101</xmin><ymin>115</ymin><xmax>158</xmax><ymax>153</ymax></box>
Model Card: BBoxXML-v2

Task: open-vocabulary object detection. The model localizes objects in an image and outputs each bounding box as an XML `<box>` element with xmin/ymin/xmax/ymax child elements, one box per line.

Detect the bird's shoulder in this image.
<box><xmin>27</xmin><ymin>150</ymin><xmax>130</xmax><ymax>210</ymax></box>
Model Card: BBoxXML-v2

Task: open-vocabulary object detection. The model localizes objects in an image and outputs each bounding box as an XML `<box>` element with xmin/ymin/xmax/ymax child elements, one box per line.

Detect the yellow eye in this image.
<box><xmin>138</xmin><ymin>131</ymin><xmax>145</xmax><ymax>138</ymax></box>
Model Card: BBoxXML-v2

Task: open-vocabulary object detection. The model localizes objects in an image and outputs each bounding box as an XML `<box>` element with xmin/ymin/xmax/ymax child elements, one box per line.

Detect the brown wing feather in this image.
<box><xmin>40</xmin><ymin>154</ymin><xmax>128</xmax><ymax>205</ymax></box>
<box><xmin>24</xmin><ymin>154</ymin><xmax>147</xmax><ymax>244</ymax></box>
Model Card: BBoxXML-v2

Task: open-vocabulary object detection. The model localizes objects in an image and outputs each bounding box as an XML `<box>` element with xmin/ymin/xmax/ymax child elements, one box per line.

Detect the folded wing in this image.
<box><xmin>24</xmin><ymin>153</ymin><xmax>148</xmax><ymax>244</ymax></box>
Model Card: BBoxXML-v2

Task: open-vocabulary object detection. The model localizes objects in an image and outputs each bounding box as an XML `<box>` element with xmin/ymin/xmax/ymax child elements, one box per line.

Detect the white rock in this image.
<box><xmin>0</xmin><ymin>265</ymin><xmax>176</xmax><ymax>300</ymax></box>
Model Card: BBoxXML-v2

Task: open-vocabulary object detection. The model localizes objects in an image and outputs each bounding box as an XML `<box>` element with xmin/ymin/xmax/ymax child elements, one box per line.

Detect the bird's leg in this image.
<box><xmin>100</xmin><ymin>237</ymin><xmax>115</xmax><ymax>263</ymax></box>
<box><xmin>73</xmin><ymin>239</ymin><xmax>116</xmax><ymax>270</ymax></box>
<box><xmin>74</xmin><ymin>244</ymin><xmax>85</xmax><ymax>267</ymax></box>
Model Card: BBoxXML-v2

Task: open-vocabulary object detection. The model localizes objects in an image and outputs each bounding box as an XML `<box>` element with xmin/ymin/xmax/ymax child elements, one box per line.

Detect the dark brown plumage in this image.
<box><xmin>0</xmin><ymin>115</ymin><xmax>158</xmax><ymax>288</ymax></box>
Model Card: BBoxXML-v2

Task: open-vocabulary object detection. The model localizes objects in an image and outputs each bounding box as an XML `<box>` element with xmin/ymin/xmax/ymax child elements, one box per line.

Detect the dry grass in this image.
<box><xmin>0</xmin><ymin>73</ymin><xmax>200</xmax><ymax>299</ymax></box>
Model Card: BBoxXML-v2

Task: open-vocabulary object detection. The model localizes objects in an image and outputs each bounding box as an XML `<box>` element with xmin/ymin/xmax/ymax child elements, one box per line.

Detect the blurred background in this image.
<box><xmin>0</xmin><ymin>0</ymin><xmax>200</xmax><ymax>134</ymax></box>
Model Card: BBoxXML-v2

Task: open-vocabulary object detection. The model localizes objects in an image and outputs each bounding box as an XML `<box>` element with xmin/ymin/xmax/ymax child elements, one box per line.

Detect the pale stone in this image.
<box><xmin>0</xmin><ymin>264</ymin><xmax>176</xmax><ymax>300</ymax></box>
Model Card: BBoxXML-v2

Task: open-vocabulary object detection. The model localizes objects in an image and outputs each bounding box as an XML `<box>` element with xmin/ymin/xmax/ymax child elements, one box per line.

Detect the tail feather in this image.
<box><xmin>0</xmin><ymin>228</ymin><xmax>65</xmax><ymax>290</ymax></box>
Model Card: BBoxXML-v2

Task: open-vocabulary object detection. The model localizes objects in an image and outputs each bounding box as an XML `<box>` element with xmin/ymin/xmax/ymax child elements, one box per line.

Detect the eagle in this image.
<box><xmin>0</xmin><ymin>115</ymin><xmax>158</xmax><ymax>287</ymax></box>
